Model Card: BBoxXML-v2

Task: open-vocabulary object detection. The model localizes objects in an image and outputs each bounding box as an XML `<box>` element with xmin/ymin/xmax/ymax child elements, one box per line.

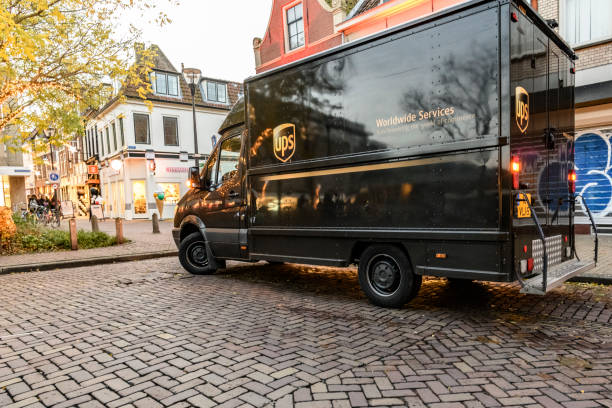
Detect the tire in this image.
<box><xmin>178</xmin><ymin>232</ymin><xmax>217</xmax><ymax>275</ymax></box>
<box><xmin>358</xmin><ymin>245</ymin><xmax>421</xmax><ymax>308</ymax></box>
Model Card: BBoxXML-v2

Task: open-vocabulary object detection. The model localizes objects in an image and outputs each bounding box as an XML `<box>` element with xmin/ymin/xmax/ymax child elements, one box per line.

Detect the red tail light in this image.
<box><xmin>511</xmin><ymin>11</ymin><xmax>519</xmax><ymax>22</ymax></box>
<box><xmin>527</xmin><ymin>258</ymin><xmax>534</xmax><ymax>272</ymax></box>
<box><xmin>511</xmin><ymin>156</ymin><xmax>520</xmax><ymax>189</ymax></box>
<box><xmin>568</xmin><ymin>169</ymin><xmax>576</xmax><ymax>193</ymax></box>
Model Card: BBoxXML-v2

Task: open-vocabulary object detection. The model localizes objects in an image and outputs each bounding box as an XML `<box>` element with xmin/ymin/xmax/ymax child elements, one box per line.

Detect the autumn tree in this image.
<box><xmin>0</xmin><ymin>0</ymin><xmax>170</xmax><ymax>149</ymax></box>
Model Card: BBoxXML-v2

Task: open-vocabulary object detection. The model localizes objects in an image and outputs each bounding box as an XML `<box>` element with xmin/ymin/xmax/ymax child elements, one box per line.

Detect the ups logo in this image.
<box><xmin>273</xmin><ymin>123</ymin><xmax>296</xmax><ymax>163</ymax></box>
<box><xmin>515</xmin><ymin>86</ymin><xmax>529</xmax><ymax>133</ymax></box>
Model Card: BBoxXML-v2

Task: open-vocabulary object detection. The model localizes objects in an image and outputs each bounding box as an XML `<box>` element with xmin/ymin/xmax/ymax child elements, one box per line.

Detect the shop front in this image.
<box><xmin>99</xmin><ymin>154</ymin><xmax>193</xmax><ymax>220</ymax></box>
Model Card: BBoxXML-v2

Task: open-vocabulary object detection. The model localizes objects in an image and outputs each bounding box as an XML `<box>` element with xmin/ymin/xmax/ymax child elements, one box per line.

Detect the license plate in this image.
<box><xmin>517</xmin><ymin>193</ymin><xmax>531</xmax><ymax>218</ymax></box>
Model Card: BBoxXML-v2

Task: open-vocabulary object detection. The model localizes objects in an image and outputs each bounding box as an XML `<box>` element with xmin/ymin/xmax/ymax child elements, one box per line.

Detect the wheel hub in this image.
<box><xmin>187</xmin><ymin>243</ymin><xmax>208</xmax><ymax>266</ymax></box>
<box><xmin>367</xmin><ymin>255</ymin><xmax>401</xmax><ymax>296</ymax></box>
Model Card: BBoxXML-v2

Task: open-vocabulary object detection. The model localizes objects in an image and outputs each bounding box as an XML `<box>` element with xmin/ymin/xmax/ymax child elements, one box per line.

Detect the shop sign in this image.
<box><xmin>49</xmin><ymin>172</ymin><xmax>60</xmax><ymax>182</ymax></box>
<box><xmin>87</xmin><ymin>165</ymin><xmax>99</xmax><ymax>175</ymax></box>
<box><xmin>165</xmin><ymin>167</ymin><xmax>189</xmax><ymax>174</ymax></box>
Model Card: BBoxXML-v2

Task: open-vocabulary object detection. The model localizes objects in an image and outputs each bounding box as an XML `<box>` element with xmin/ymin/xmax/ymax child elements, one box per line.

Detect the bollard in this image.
<box><xmin>152</xmin><ymin>213</ymin><xmax>160</xmax><ymax>234</ymax></box>
<box><xmin>69</xmin><ymin>218</ymin><xmax>78</xmax><ymax>250</ymax></box>
<box><xmin>115</xmin><ymin>218</ymin><xmax>124</xmax><ymax>244</ymax></box>
<box><xmin>91</xmin><ymin>215</ymin><xmax>100</xmax><ymax>232</ymax></box>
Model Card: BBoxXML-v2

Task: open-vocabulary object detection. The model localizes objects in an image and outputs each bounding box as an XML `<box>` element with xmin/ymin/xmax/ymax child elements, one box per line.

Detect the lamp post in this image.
<box><xmin>183</xmin><ymin>67</ymin><xmax>202</xmax><ymax>169</ymax></box>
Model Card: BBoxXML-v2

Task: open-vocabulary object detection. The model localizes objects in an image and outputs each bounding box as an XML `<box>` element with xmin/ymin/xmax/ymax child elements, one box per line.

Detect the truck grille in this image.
<box><xmin>532</xmin><ymin>235</ymin><xmax>563</xmax><ymax>274</ymax></box>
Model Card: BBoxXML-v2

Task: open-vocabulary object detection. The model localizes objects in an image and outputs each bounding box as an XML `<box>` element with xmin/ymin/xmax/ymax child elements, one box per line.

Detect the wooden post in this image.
<box><xmin>91</xmin><ymin>215</ymin><xmax>99</xmax><ymax>232</ymax></box>
<box><xmin>152</xmin><ymin>213</ymin><xmax>160</xmax><ymax>234</ymax></box>
<box><xmin>69</xmin><ymin>218</ymin><xmax>78</xmax><ymax>250</ymax></box>
<box><xmin>115</xmin><ymin>218</ymin><xmax>124</xmax><ymax>244</ymax></box>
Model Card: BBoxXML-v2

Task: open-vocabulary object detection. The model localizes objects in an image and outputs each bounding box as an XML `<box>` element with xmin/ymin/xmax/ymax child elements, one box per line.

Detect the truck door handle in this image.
<box><xmin>228</xmin><ymin>191</ymin><xmax>239</xmax><ymax>198</ymax></box>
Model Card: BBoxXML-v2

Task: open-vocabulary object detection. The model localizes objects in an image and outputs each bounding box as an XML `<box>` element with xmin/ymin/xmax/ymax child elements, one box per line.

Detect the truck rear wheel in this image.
<box><xmin>358</xmin><ymin>245</ymin><xmax>421</xmax><ymax>308</ymax></box>
<box><xmin>179</xmin><ymin>232</ymin><xmax>216</xmax><ymax>275</ymax></box>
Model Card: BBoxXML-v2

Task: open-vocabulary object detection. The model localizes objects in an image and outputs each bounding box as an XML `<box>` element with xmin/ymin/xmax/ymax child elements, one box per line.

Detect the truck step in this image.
<box><xmin>520</xmin><ymin>259</ymin><xmax>596</xmax><ymax>295</ymax></box>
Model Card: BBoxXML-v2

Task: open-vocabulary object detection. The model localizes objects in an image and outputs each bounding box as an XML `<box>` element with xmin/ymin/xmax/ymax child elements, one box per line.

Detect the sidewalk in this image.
<box><xmin>575</xmin><ymin>233</ymin><xmax>611</xmax><ymax>283</ymax></box>
<box><xmin>0</xmin><ymin>219</ymin><xmax>177</xmax><ymax>273</ymax></box>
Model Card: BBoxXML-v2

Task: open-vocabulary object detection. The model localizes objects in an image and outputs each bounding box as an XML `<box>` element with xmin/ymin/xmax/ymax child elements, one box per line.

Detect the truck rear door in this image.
<box><xmin>509</xmin><ymin>5</ymin><xmax>593</xmax><ymax>293</ymax></box>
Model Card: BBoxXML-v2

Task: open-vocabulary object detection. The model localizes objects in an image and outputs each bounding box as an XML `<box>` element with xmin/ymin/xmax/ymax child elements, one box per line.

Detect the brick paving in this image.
<box><xmin>0</xmin><ymin>220</ymin><xmax>175</xmax><ymax>269</ymax></box>
<box><xmin>0</xmin><ymin>258</ymin><xmax>610</xmax><ymax>407</ymax></box>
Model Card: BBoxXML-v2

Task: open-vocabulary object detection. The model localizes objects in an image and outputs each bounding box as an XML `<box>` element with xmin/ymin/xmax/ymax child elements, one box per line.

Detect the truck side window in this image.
<box><xmin>203</xmin><ymin>151</ymin><xmax>218</xmax><ymax>188</ymax></box>
<box><xmin>218</xmin><ymin>135</ymin><xmax>241</xmax><ymax>184</ymax></box>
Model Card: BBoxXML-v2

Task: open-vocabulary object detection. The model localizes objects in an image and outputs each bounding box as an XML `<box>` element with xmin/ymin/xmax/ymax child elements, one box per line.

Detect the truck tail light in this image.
<box><xmin>511</xmin><ymin>11</ymin><xmax>519</xmax><ymax>22</ymax></box>
<box><xmin>527</xmin><ymin>258</ymin><xmax>534</xmax><ymax>272</ymax></box>
<box><xmin>568</xmin><ymin>169</ymin><xmax>576</xmax><ymax>193</ymax></box>
<box><xmin>511</xmin><ymin>156</ymin><xmax>520</xmax><ymax>189</ymax></box>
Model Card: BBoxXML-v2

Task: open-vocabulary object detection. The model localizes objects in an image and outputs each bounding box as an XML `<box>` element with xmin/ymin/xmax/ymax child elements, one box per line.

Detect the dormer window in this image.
<box><xmin>286</xmin><ymin>3</ymin><xmax>305</xmax><ymax>51</ymax></box>
<box><xmin>206</xmin><ymin>81</ymin><xmax>227</xmax><ymax>103</ymax></box>
<box><xmin>151</xmin><ymin>72</ymin><xmax>179</xmax><ymax>97</ymax></box>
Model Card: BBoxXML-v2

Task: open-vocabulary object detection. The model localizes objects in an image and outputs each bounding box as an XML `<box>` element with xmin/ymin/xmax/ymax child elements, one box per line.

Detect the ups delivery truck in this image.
<box><xmin>173</xmin><ymin>0</ymin><xmax>598</xmax><ymax>308</ymax></box>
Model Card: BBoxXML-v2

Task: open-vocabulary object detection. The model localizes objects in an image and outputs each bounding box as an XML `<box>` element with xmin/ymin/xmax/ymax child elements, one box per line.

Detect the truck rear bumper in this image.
<box><xmin>520</xmin><ymin>258</ymin><xmax>596</xmax><ymax>295</ymax></box>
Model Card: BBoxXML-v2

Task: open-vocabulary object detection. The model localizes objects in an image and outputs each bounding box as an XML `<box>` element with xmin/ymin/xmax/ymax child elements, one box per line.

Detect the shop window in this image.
<box><xmin>132</xmin><ymin>180</ymin><xmax>147</xmax><ymax>215</ymax></box>
<box><xmin>133</xmin><ymin>113</ymin><xmax>150</xmax><ymax>144</ymax></box>
<box><xmin>158</xmin><ymin>182</ymin><xmax>181</xmax><ymax>205</ymax></box>
<box><xmin>163</xmin><ymin>116</ymin><xmax>179</xmax><ymax>146</ymax></box>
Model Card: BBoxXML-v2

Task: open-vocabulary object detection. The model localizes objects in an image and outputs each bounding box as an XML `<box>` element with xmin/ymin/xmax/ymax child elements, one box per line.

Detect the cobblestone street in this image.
<box><xmin>0</xmin><ymin>258</ymin><xmax>610</xmax><ymax>408</ymax></box>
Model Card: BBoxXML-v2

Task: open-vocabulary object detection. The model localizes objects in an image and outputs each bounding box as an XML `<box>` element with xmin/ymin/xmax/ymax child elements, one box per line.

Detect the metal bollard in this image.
<box><xmin>69</xmin><ymin>218</ymin><xmax>78</xmax><ymax>250</ymax></box>
<box><xmin>152</xmin><ymin>213</ymin><xmax>160</xmax><ymax>234</ymax></box>
<box><xmin>115</xmin><ymin>218</ymin><xmax>124</xmax><ymax>244</ymax></box>
<box><xmin>91</xmin><ymin>215</ymin><xmax>100</xmax><ymax>232</ymax></box>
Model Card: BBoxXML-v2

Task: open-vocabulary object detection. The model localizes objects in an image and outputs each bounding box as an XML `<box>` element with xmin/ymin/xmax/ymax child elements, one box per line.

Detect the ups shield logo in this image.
<box><xmin>273</xmin><ymin>123</ymin><xmax>296</xmax><ymax>163</ymax></box>
<box><xmin>515</xmin><ymin>86</ymin><xmax>529</xmax><ymax>133</ymax></box>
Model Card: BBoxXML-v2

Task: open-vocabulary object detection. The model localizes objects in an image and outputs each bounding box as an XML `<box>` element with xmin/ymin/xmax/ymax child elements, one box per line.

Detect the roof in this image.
<box><xmin>346</xmin><ymin>0</ymin><xmax>384</xmax><ymax>19</ymax></box>
<box><xmin>96</xmin><ymin>44</ymin><xmax>243</xmax><ymax>117</ymax></box>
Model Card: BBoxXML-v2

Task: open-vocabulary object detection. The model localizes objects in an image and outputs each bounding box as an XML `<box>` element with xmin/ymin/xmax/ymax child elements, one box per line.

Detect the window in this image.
<box><xmin>119</xmin><ymin>117</ymin><xmax>125</xmax><ymax>147</ymax></box>
<box><xmin>163</xmin><ymin>116</ymin><xmax>178</xmax><ymax>146</ymax></box>
<box><xmin>105</xmin><ymin>127</ymin><xmax>111</xmax><ymax>154</ymax></box>
<box><xmin>152</xmin><ymin>72</ymin><xmax>179</xmax><ymax>96</ymax></box>
<box><xmin>99</xmin><ymin>131</ymin><xmax>104</xmax><ymax>156</ymax></box>
<box><xmin>112</xmin><ymin>122</ymin><xmax>117</xmax><ymax>151</ymax></box>
<box><xmin>133</xmin><ymin>113</ymin><xmax>150</xmax><ymax>144</ymax></box>
<box><xmin>287</xmin><ymin>3</ymin><xmax>305</xmax><ymax>51</ymax></box>
<box><xmin>158</xmin><ymin>183</ymin><xmax>181</xmax><ymax>205</ymax></box>
<box><xmin>206</xmin><ymin>81</ymin><xmax>227</xmax><ymax>103</ymax></box>
<box><xmin>218</xmin><ymin>136</ymin><xmax>241</xmax><ymax>184</ymax></box>
<box><xmin>563</xmin><ymin>0</ymin><xmax>612</xmax><ymax>45</ymax></box>
<box><xmin>203</xmin><ymin>150</ymin><xmax>218</xmax><ymax>187</ymax></box>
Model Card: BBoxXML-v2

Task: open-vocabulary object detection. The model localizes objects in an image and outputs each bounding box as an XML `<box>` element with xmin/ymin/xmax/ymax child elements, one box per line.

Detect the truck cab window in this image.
<box><xmin>203</xmin><ymin>151</ymin><xmax>218</xmax><ymax>188</ymax></box>
<box><xmin>218</xmin><ymin>135</ymin><xmax>241</xmax><ymax>184</ymax></box>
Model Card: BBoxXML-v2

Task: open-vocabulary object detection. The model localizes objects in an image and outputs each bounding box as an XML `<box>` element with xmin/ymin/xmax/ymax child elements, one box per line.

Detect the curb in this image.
<box><xmin>0</xmin><ymin>250</ymin><xmax>178</xmax><ymax>275</ymax></box>
<box><xmin>568</xmin><ymin>275</ymin><xmax>612</xmax><ymax>286</ymax></box>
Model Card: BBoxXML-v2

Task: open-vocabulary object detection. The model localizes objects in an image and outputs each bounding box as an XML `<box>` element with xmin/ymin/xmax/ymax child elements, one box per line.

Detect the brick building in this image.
<box><xmin>253</xmin><ymin>0</ymin><xmax>346</xmax><ymax>73</ymax></box>
<box><xmin>536</xmin><ymin>0</ymin><xmax>612</xmax><ymax>229</ymax></box>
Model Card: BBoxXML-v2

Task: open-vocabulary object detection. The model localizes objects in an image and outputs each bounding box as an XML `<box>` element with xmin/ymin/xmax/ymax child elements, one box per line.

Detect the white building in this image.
<box><xmin>83</xmin><ymin>45</ymin><xmax>243</xmax><ymax>220</ymax></box>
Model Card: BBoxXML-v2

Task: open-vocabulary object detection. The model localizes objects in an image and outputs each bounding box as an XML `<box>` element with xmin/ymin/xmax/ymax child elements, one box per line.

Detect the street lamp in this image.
<box><xmin>182</xmin><ymin>66</ymin><xmax>202</xmax><ymax>169</ymax></box>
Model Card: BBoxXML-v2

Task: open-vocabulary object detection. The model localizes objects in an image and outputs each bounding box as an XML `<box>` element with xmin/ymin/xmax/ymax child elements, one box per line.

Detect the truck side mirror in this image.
<box><xmin>188</xmin><ymin>167</ymin><xmax>201</xmax><ymax>189</ymax></box>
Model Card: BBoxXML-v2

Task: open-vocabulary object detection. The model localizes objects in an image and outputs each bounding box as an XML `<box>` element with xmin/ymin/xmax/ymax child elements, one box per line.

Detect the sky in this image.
<box><xmin>125</xmin><ymin>0</ymin><xmax>274</xmax><ymax>83</ymax></box>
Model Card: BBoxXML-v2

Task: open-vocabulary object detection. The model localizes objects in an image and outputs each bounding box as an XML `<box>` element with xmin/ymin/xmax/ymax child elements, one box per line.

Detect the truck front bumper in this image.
<box><xmin>172</xmin><ymin>228</ymin><xmax>181</xmax><ymax>248</ymax></box>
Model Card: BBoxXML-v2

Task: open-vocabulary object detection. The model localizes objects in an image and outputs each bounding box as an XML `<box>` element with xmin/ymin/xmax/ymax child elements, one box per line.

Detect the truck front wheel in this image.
<box><xmin>358</xmin><ymin>245</ymin><xmax>421</xmax><ymax>308</ymax></box>
<box><xmin>179</xmin><ymin>232</ymin><xmax>216</xmax><ymax>275</ymax></box>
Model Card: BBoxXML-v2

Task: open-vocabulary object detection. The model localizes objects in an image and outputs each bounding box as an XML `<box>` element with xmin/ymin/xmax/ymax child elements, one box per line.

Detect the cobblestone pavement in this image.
<box><xmin>0</xmin><ymin>220</ymin><xmax>175</xmax><ymax>269</ymax></box>
<box><xmin>0</xmin><ymin>258</ymin><xmax>610</xmax><ymax>408</ymax></box>
<box><xmin>576</xmin><ymin>234</ymin><xmax>612</xmax><ymax>280</ymax></box>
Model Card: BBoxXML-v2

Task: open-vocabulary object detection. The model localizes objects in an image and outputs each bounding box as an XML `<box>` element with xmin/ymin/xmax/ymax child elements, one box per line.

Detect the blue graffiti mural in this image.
<box><xmin>575</xmin><ymin>131</ymin><xmax>612</xmax><ymax>216</ymax></box>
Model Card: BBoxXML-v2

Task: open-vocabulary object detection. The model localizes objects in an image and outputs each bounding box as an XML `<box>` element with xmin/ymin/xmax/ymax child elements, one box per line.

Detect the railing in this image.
<box><xmin>516</xmin><ymin>193</ymin><xmax>548</xmax><ymax>293</ymax></box>
<box><xmin>574</xmin><ymin>194</ymin><xmax>598</xmax><ymax>264</ymax></box>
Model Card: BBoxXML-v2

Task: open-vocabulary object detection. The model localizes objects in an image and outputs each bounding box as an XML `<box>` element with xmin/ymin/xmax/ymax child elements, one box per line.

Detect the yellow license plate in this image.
<box><xmin>517</xmin><ymin>193</ymin><xmax>531</xmax><ymax>218</ymax></box>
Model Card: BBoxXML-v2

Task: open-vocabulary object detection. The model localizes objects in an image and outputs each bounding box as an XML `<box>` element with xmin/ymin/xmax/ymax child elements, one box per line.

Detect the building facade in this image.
<box><xmin>253</xmin><ymin>0</ymin><xmax>346</xmax><ymax>73</ymax></box>
<box><xmin>0</xmin><ymin>125</ymin><xmax>31</xmax><ymax>210</ymax></box>
<box><xmin>83</xmin><ymin>46</ymin><xmax>242</xmax><ymax>220</ymax></box>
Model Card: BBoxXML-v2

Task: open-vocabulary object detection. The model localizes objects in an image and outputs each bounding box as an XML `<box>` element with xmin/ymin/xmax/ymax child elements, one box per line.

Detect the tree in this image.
<box><xmin>0</xmin><ymin>0</ymin><xmax>170</xmax><ymax>149</ymax></box>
